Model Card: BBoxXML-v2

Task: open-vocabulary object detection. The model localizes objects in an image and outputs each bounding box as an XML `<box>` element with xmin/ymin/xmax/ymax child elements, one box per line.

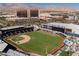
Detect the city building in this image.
<box><xmin>0</xmin><ymin>7</ymin><xmax>77</xmax><ymax>21</ymax></box>
<box><xmin>0</xmin><ymin>7</ymin><xmax>40</xmax><ymax>21</ymax></box>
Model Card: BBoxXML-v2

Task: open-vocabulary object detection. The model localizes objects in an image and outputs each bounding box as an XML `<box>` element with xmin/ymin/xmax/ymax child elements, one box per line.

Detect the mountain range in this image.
<box><xmin>0</xmin><ymin>3</ymin><xmax>78</xmax><ymax>12</ymax></box>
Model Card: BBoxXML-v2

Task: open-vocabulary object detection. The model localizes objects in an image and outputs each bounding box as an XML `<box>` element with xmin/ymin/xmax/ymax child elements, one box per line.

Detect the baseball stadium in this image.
<box><xmin>0</xmin><ymin>25</ymin><xmax>64</xmax><ymax>56</ymax></box>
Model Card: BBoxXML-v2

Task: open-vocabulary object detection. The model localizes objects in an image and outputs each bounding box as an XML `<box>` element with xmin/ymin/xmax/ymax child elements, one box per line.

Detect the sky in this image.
<box><xmin>0</xmin><ymin>3</ymin><xmax>79</xmax><ymax>10</ymax></box>
<box><xmin>27</xmin><ymin>3</ymin><xmax>79</xmax><ymax>9</ymax></box>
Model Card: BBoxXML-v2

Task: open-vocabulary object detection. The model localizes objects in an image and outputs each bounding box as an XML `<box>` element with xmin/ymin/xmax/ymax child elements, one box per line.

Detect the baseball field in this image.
<box><xmin>6</xmin><ymin>31</ymin><xmax>64</xmax><ymax>55</ymax></box>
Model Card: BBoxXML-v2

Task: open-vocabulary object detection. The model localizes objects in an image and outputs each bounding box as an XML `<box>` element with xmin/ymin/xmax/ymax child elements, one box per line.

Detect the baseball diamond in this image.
<box><xmin>0</xmin><ymin>25</ymin><xmax>64</xmax><ymax>56</ymax></box>
<box><xmin>5</xmin><ymin>30</ymin><xmax>64</xmax><ymax>55</ymax></box>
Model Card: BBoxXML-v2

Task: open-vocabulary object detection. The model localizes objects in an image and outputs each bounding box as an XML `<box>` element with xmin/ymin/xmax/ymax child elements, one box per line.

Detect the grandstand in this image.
<box><xmin>6</xmin><ymin>49</ymin><xmax>26</xmax><ymax>56</ymax></box>
<box><xmin>0</xmin><ymin>40</ymin><xmax>8</xmax><ymax>51</ymax></box>
<box><xmin>42</xmin><ymin>22</ymin><xmax>79</xmax><ymax>37</ymax></box>
<box><xmin>0</xmin><ymin>25</ymin><xmax>34</xmax><ymax>38</ymax></box>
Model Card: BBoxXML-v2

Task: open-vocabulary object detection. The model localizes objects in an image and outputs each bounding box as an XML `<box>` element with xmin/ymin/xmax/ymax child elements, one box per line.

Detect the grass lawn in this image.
<box><xmin>6</xmin><ymin>31</ymin><xmax>63</xmax><ymax>55</ymax></box>
<box><xmin>59</xmin><ymin>51</ymin><xmax>73</xmax><ymax>56</ymax></box>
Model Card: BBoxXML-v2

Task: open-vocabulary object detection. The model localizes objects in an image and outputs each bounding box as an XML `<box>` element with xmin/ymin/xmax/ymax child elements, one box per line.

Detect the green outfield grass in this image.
<box><xmin>6</xmin><ymin>31</ymin><xmax>63</xmax><ymax>55</ymax></box>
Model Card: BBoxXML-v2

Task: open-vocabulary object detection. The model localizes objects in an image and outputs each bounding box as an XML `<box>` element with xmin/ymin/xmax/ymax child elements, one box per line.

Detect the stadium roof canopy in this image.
<box><xmin>0</xmin><ymin>25</ymin><xmax>34</xmax><ymax>31</ymax></box>
<box><xmin>0</xmin><ymin>25</ymin><xmax>24</xmax><ymax>30</ymax></box>
<box><xmin>44</xmin><ymin>22</ymin><xmax>79</xmax><ymax>30</ymax></box>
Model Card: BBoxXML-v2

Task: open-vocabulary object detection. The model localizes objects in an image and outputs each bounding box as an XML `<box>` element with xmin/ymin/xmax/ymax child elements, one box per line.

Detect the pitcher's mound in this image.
<box><xmin>16</xmin><ymin>35</ymin><xmax>31</xmax><ymax>45</ymax></box>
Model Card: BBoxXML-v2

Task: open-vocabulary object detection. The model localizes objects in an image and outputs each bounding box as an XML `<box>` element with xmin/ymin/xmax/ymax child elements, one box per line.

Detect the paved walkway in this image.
<box><xmin>72</xmin><ymin>50</ymin><xmax>79</xmax><ymax>56</ymax></box>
